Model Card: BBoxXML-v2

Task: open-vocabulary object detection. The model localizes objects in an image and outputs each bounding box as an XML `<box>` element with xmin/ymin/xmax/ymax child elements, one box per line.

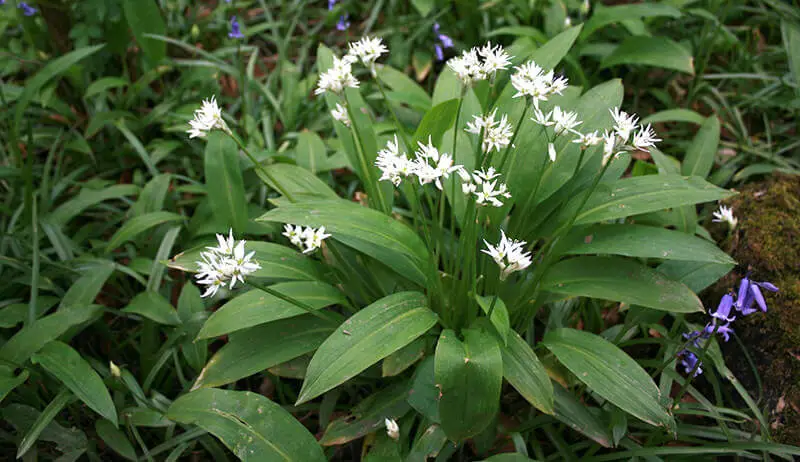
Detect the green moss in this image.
<box><xmin>710</xmin><ymin>174</ymin><xmax>800</xmax><ymax>445</ymax></box>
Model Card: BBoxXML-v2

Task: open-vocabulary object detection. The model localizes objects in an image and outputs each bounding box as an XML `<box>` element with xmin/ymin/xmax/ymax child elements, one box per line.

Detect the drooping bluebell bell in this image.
<box><xmin>328</xmin><ymin>0</ymin><xmax>337</xmax><ymax>10</ymax></box>
<box><xmin>18</xmin><ymin>2</ymin><xmax>37</xmax><ymax>16</ymax></box>
<box><xmin>432</xmin><ymin>22</ymin><xmax>454</xmax><ymax>61</ymax></box>
<box><xmin>734</xmin><ymin>277</ymin><xmax>778</xmax><ymax>315</ymax></box>
<box><xmin>336</xmin><ymin>14</ymin><xmax>350</xmax><ymax>31</ymax></box>
<box><xmin>679</xmin><ymin>350</ymin><xmax>703</xmax><ymax>377</ymax></box>
<box><xmin>711</xmin><ymin>293</ymin><xmax>736</xmax><ymax>323</ymax></box>
<box><xmin>228</xmin><ymin>16</ymin><xmax>244</xmax><ymax>39</ymax></box>
<box><xmin>716</xmin><ymin>323</ymin><xmax>734</xmax><ymax>342</ymax></box>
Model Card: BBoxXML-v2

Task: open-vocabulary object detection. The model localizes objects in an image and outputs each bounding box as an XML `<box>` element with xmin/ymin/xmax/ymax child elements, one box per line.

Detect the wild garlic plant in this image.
<box><xmin>166</xmin><ymin>29</ymin><xmax>775</xmax><ymax>455</ymax></box>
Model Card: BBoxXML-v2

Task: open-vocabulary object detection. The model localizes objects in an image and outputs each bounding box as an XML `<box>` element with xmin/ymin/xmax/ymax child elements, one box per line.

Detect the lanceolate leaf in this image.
<box><xmin>601</xmin><ymin>36</ymin><xmax>695</xmax><ymax>74</ymax></box>
<box><xmin>541</xmin><ymin>256</ymin><xmax>704</xmax><ymax>313</ymax></box>
<box><xmin>561</xmin><ymin>224</ymin><xmax>734</xmax><ymax>264</ymax></box>
<box><xmin>580</xmin><ymin>3</ymin><xmax>682</xmax><ymax>40</ymax></box>
<box><xmin>122</xmin><ymin>291</ymin><xmax>181</xmax><ymax>325</ymax></box>
<box><xmin>435</xmin><ymin>328</ymin><xmax>503</xmax><ymax>441</ymax></box>
<box><xmin>529</xmin><ymin>24</ymin><xmax>583</xmax><ymax>70</ymax></box>
<box><xmin>167</xmin><ymin>388</ymin><xmax>326</xmax><ymax>461</ymax></box>
<box><xmin>542</xmin><ymin>329</ymin><xmax>674</xmax><ymax>430</ymax></box>
<box><xmin>258</xmin><ymin>200</ymin><xmax>431</xmax><ymax>286</ymax></box>
<box><xmin>681</xmin><ymin>116</ymin><xmax>721</xmax><ymax>179</ymax></box>
<box><xmin>412</xmin><ymin>99</ymin><xmax>459</xmax><ymax>147</ymax></box>
<box><xmin>123</xmin><ymin>0</ymin><xmax>166</xmax><ymax>66</ymax></box>
<box><xmin>105</xmin><ymin>211</ymin><xmax>184</xmax><ymax>252</ymax></box>
<box><xmin>552</xmin><ymin>383</ymin><xmax>612</xmax><ymax>448</ymax></box>
<box><xmin>31</xmin><ymin>342</ymin><xmax>118</xmax><ymax>427</ymax></box>
<box><xmin>197</xmin><ymin>281</ymin><xmax>345</xmax><ymax>338</ymax></box>
<box><xmin>320</xmin><ymin>382</ymin><xmax>411</xmax><ymax>446</ymax></box>
<box><xmin>193</xmin><ymin>315</ymin><xmax>337</xmax><ymax>389</ymax></box>
<box><xmin>255</xmin><ymin>161</ymin><xmax>338</xmax><ymax>200</ymax></box>
<box><xmin>502</xmin><ymin>331</ymin><xmax>554</xmax><ymax>415</ymax></box>
<box><xmin>204</xmin><ymin>132</ymin><xmax>249</xmax><ymax>234</ymax></box>
<box><xmin>49</xmin><ymin>184</ymin><xmax>139</xmax><ymax>225</ymax></box>
<box><xmin>297</xmin><ymin>292</ymin><xmax>437</xmax><ymax>404</ymax></box>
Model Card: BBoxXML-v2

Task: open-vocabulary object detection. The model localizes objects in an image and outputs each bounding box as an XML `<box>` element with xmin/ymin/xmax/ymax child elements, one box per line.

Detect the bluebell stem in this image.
<box><xmin>18</xmin><ymin>2</ymin><xmax>37</xmax><ymax>16</ymax></box>
<box><xmin>228</xmin><ymin>16</ymin><xmax>244</xmax><ymax>39</ymax></box>
<box><xmin>336</xmin><ymin>14</ymin><xmax>350</xmax><ymax>31</ymax></box>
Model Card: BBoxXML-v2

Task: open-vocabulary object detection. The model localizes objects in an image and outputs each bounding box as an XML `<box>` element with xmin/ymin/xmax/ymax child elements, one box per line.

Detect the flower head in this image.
<box><xmin>466</xmin><ymin>110</ymin><xmax>513</xmax><ymax>153</ymax></box>
<box><xmin>348</xmin><ymin>36</ymin><xmax>388</xmax><ymax>72</ymax></box>
<box><xmin>385</xmin><ymin>418</ymin><xmax>400</xmax><ymax>441</ymax></box>
<box><xmin>551</xmin><ymin>106</ymin><xmax>582</xmax><ymax>135</ymax></box>
<box><xmin>328</xmin><ymin>0</ymin><xmax>336</xmax><ymax>10</ymax></box>
<box><xmin>447</xmin><ymin>48</ymin><xmax>484</xmax><ymax>85</ymax></box>
<box><xmin>195</xmin><ymin>230</ymin><xmax>261</xmax><ymax>298</ymax></box>
<box><xmin>712</xmin><ymin>205</ymin><xmax>737</xmax><ymax>229</ymax></box>
<box><xmin>572</xmin><ymin>130</ymin><xmax>603</xmax><ymax>148</ymax></box>
<box><xmin>187</xmin><ymin>96</ymin><xmax>229</xmax><ymax>139</ymax></box>
<box><xmin>433</xmin><ymin>23</ymin><xmax>454</xmax><ymax>62</ymax></box>
<box><xmin>610</xmin><ymin>107</ymin><xmax>639</xmax><ymax>143</ymax></box>
<box><xmin>284</xmin><ymin>224</ymin><xmax>331</xmax><ymax>254</ymax></box>
<box><xmin>376</xmin><ymin>135</ymin><xmax>412</xmax><ymax>186</ymax></box>
<box><xmin>511</xmin><ymin>61</ymin><xmax>567</xmax><ymax>107</ymax></box>
<box><xmin>336</xmin><ymin>14</ymin><xmax>350</xmax><ymax>31</ymax></box>
<box><xmin>18</xmin><ymin>2</ymin><xmax>37</xmax><ymax>16</ymax></box>
<box><xmin>315</xmin><ymin>55</ymin><xmax>359</xmax><ymax>96</ymax></box>
<box><xmin>228</xmin><ymin>16</ymin><xmax>244</xmax><ymax>39</ymax></box>
<box><xmin>330</xmin><ymin>103</ymin><xmax>351</xmax><ymax>126</ymax></box>
<box><xmin>632</xmin><ymin>124</ymin><xmax>661</xmax><ymax>151</ymax></box>
<box><xmin>482</xmin><ymin>230</ymin><xmax>532</xmax><ymax>280</ymax></box>
<box><xmin>412</xmin><ymin>137</ymin><xmax>461</xmax><ymax>190</ymax></box>
<box><xmin>478</xmin><ymin>42</ymin><xmax>512</xmax><ymax>75</ymax></box>
<box><xmin>679</xmin><ymin>350</ymin><xmax>703</xmax><ymax>377</ymax></box>
<box><xmin>460</xmin><ymin>167</ymin><xmax>511</xmax><ymax>207</ymax></box>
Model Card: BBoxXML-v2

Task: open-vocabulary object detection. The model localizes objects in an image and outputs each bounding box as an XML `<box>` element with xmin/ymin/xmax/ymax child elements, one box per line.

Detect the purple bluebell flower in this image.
<box><xmin>336</xmin><ymin>14</ymin><xmax>350</xmax><ymax>31</ymax></box>
<box><xmin>716</xmin><ymin>323</ymin><xmax>734</xmax><ymax>342</ymax></box>
<box><xmin>711</xmin><ymin>294</ymin><xmax>736</xmax><ymax>323</ymax></box>
<box><xmin>328</xmin><ymin>0</ymin><xmax>336</xmax><ymax>10</ymax></box>
<box><xmin>734</xmin><ymin>277</ymin><xmax>778</xmax><ymax>315</ymax></box>
<box><xmin>679</xmin><ymin>350</ymin><xmax>703</xmax><ymax>377</ymax></box>
<box><xmin>434</xmin><ymin>44</ymin><xmax>444</xmax><ymax>61</ymax></box>
<box><xmin>438</xmin><ymin>33</ymin><xmax>454</xmax><ymax>48</ymax></box>
<box><xmin>18</xmin><ymin>2</ymin><xmax>37</xmax><ymax>16</ymax></box>
<box><xmin>228</xmin><ymin>16</ymin><xmax>244</xmax><ymax>39</ymax></box>
<box><xmin>432</xmin><ymin>22</ymin><xmax>454</xmax><ymax>62</ymax></box>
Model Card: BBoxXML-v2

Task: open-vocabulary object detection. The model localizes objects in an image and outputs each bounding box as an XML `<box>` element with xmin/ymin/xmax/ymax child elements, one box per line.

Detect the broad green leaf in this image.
<box><xmin>115</xmin><ymin>120</ymin><xmax>158</xmax><ymax>176</ymax></box>
<box><xmin>382</xmin><ymin>337</ymin><xmax>426</xmax><ymax>377</ymax></box>
<box><xmin>502</xmin><ymin>331</ymin><xmax>554</xmax><ymax>415</ymax></box>
<box><xmin>542</xmin><ymin>329</ymin><xmax>674</xmax><ymax>429</ymax></box>
<box><xmin>194</xmin><ymin>315</ymin><xmax>337</xmax><ymax>389</ymax></box>
<box><xmin>13</xmin><ymin>45</ymin><xmax>105</xmax><ymax>137</ymax></box>
<box><xmin>681</xmin><ymin>116</ymin><xmax>720</xmax><ymax>179</ymax></box>
<box><xmin>0</xmin><ymin>305</ymin><xmax>101</xmax><ymax>365</ymax></box>
<box><xmin>320</xmin><ymin>382</ymin><xmax>410</xmax><ymax>446</ymax></box>
<box><xmin>782</xmin><ymin>20</ymin><xmax>800</xmax><ymax>96</ymax></box>
<box><xmin>407</xmin><ymin>356</ymin><xmax>440</xmax><ymax>423</ymax></box>
<box><xmin>32</xmin><ymin>342</ymin><xmax>118</xmax><ymax>426</ymax></box>
<box><xmin>0</xmin><ymin>296</ymin><xmax>58</xmax><ymax>328</ymax></box>
<box><xmin>541</xmin><ymin>256</ymin><xmax>704</xmax><ymax>313</ymax></box>
<box><xmin>601</xmin><ymin>36</ymin><xmax>694</xmax><ymax>74</ymax></box>
<box><xmin>95</xmin><ymin>419</ymin><xmax>136</xmax><ymax>461</ymax></box>
<box><xmin>197</xmin><ymin>281</ymin><xmax>345</xmax><ymax>338</ymax></box>
<box><xmin>3</xmin><ymin>403</ymin><xmax>88</xmax><ymax>459</ymax></box>
<box><xmin>642</xmin><ymin>109</ymin><xmax>705</xmax><ymax>125</ymax></box>
<box><xmin>178</xmin><ymin>284</ymin><xmax>208</xmax><ymax>372</ymax></box>
<box><xmin>123</xmin><ymin>0</ymin><xmax>166</xmax><ymax>66</ymax></box>
<box><xmin>657</xmin><ymin>260</ymin><xmax>734</xmax><ymax>294</ymax></box>
<box><xmin>255</xmin><ymin>162</ymin><xmax>338</xmax><ymax>200</ymax></box>
<box><xmin>529</xmin><ymin>24</ymin><xmax>583</xmax><ymax>70</ymax></box>
<box><xmin>435</xmin><ymin>329</ymin><xmax>503</xmax><ymax>441</ymax></box>
<box><xmin>168</xmin><ymin>241</ymin><xmax>326</xmax><ymax>282</ymax></box>
<box><xmin>60</xmin><ymin>260</ymin><xmax>115</xmax><ymax>309</ymax></box>
<box><xmin>377</xmin><ymin>66</ymin><xmax>432</xmax><ymax>112</ymax></box>
<box><xmin>258</xmin><ymin>199</ymin><xmax>430</xmax><ymax>286</ymax></box>
<box><xmin>406</xmin><ymin>424</ymin><xmax>448</xmax><ymax>462</ymax></box>
<box><xmin>581</xmin><ymin>4</ymin><xmax>682</xmax><ymax>40</ymax></box>
<box><xmin>552</xmin><ymin>383</ymin><xmax>612</xmax><ymax>447</ymax></box>
<box><xmin>105</xmin><ymin>211</ymin><xmax>184</xmax><ymax>252</ymax></box>
<box><xmin>298</xmin><ymin>292</ymin><xmax>437</xmax><ymax>404</ymax></box>
<box><xmin>84</xmin><ymin>77</ymin><xmax>129</xmax><ymax>99</ymax></box>
<box><xmin>295</xmin><ymin>131</ymin><xmax>328</xmax><ymax>174</ymax></box>
<box><xmin>410</xmin><ymin>0</ymin><xmax>435</xmax><ymax>17</ymax></box>
<box><xmin>412</xmin><ymin>99</ymin><xmax>459</xmax><ymax>147</ymax></box>
<box><xmin>167</xmin><ymin>388</ymin><xmax>325</xmax><ymax>461</ymax></box>
<box><xmin>122</xmin><ymin>291</ymin><xmax>181</xmax><ymax>325</ymax></box>
<box><xmin>475</xmin><ymin>295</ymin><xmax>510</xmax><ymax>345</ymax></box>
<box><xmin>554</xmin><ymin>175</ymin><xmax>734</xmax><ymax>229</ymax></box>
<box><xmin>561</xmin><ymin>224</ymin><xmax>734</xmax><ymax>264</ymax></box>
<box><xmin>204</xmin><ymin>132</ymin><xmax>249</xmax><ymax>234</ymax></box>
<box><xmin>122</xmin><ymin>407</ymin><xmax>172</xmax><ymax>427</ymax></box>
<box><xmin>49</xmin><ymin>184</ymin><xmax>139</xmax><ymax>225</ymax></box>
<box><xmin>131</xmin><ymin>174</ymin><xmax>172</xmax><ymax>216</ymax></box>
<box><xmin>0</xmin><ymin>367</ymin><xmax>29</xmax><ymax>404</ymax></box>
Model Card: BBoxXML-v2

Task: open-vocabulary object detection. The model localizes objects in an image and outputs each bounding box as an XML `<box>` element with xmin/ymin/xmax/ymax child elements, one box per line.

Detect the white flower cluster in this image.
<box><xmin>187</xmin><ymin>96</ymin><xmax>230</xmax><ymax>139</ymax></box>
<box><xmin>375</xmin><ymin>136</ymin><xmax>462</xmax><ymax>190</ymax></box>
<box><xmin>465</xmin><ymin>109</ymin><xmax>514</xmax><ymax>153</ymax></box>
<box><xmin>459</xmin><ymin>167</ymin><xmax>511</xmax><ymax>207</ymax></box>
<box><xmin>531</xmin><ymin>106</ymin><xmax>583</xmax><ymax>162</ymax></box>
<box><xmin>330</xmin><ymin>103</ymin><xmax>350</xmax><ymax>126</ymax></box>
<box><xmin>511</xmin><ymin>61</ymin><xmax>569</xmax><ymax>108</ymax></box>
<box><xmin>712</xmin><ymin>205</ymin><xmax>737</xmax><ymax>229</ymax></box>
<box><xmin>601</xmin><ymin>107</ymin><xmax>662</xmax><ymax>164</ymax></box>
<box><xmin>196</xmin><ymin>230</ymin><xmax>261</xmax><ymax>298</ymax></box>
<box><xmin>348</xmin><ymin>36</ymin><xmax>388</xmax><ymax>75</ymax></box>
<box><xmin>482</xmin><ymin>230</ymin><xmax>533</xmax><ymax>280</ymax></box>
<box><xmin>447</xmin><ymin>42</ymin><xmax>512</xmax><ymax>85</ymax></box>
<box><xmin>283</xmin><ymin>224</ymin><xmax>331</xmax><ymax>254</ymax></box>
<box><xmin>315</xmin><ymin>55</ymin><xmax>360</xmax><ymax>96</ymax></box>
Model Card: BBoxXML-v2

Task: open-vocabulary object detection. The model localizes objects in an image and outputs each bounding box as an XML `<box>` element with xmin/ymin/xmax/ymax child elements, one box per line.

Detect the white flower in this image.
<box><xmin>610</xmin><ymin>107</ymin><xmax>639</xmax><ymax>142</ymax></box>
<box><xmin>315</xmin><ymin>55</ymin><xmax>359</xmax><ymax>96</ymax></box>
<box><xmin>712</xmin><ymin>205</ymin><xmax>737</xmax><ymax>229</ymax></box>
<box><xmin>564</xmin><ymin>17</ymin><xmax>572</xmax><ymax>28</ymax></box>
<box><xmin>511</xmin><ymin>61</ymin><xmax>568</xmax><ymax>107</ymax></box>
<box><xmin>478</xmin><ymin>42</ymin><xmax>512</xmax><ymax>75</ymax></box>
<box><xmin>466</xmin><ymin>110</ymin><xmax>513</xmax><ymax>153</ymax></box>
<box><xmin>284</xmin><ymin>225</ymin><xmax>331</xmax><ymax>254</ymax></box>
<box><xmin>551</xmin><ymin>106</ymin><xmax>581</xmax><ymax>135</ymax></box>
<box><xmin>460</xmin><ymin>167</ymin><xmax>511</xmax><ymax>207</ymax></box>
<box><xmin>482</xmin><ymin>230</ymin><xmax>532</xmax><ymax>280</ymax></box>
<box><xmin>331</xmin><ymin>103</ymin><xmax>351</xmax><ymax>126</ymax></box>
<box><xmin>195</xmin><ymin>230</ymin><xmax>261</xmax><ymax>298</ymax></box>
<box><xmin>531</xmin><ymin>108</ymin><xmax>554</xmax><ymax>127</ymax></box>
<box><xmin>572</xmin><ymin>130</ymin><xmax>603</xmax><ymax>147</ymax></box>
<box><xmin>347</xmin><ymin>36</ymin><xmax>388</xmax><ymax>73</ymax></box>
<box><xmin>375</xmin><ymin>135</ymin><xmax>412</xmax><ymax>186</ymax></box>
<box><xmin>601</xmin><ymin>130</ymin><xmax>618</xmax><ymax>165</ymax></box>
<box><xmin>447</xmin><ymin>48</ymin><xmax>484</xmax><ymax>85</ymax></box>
<box><xmin>187</xmin><ymin>95</ymin><xmax>229</xmax><ymax>138</ymax></box>
<box><xmin>385</xmin><ymin>418</ymin><xmax>400</xmax><ymax>441</ymax></box>
<box><xmin>632</xmin><ymin>124</ymin><xmax>661</xmax><ymax>151</ymax></box>
<box><xmin>412</xmin><ymin>137</ymin><xmax>461</xmax><ymax>190</ymax></box>
<box><xmin>548</xmin><ymin>142</ymin><xmax>557</xmax><ymax>162</ymax></box>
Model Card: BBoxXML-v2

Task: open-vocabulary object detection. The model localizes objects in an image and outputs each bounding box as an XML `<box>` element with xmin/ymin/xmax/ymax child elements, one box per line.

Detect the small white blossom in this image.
<box><xmin>601</xmin><ymin>130</ymin><xmax>619</xmax><ymax>165</ymax></box>
<box><xmin>548</xmin><ymin>142</ymin><xmax>557</xmax><ymax>162</ymax></box>
<box><xmin>412</xmin><ymin>137</ymin><xmax>461</xmax><ymax>190</ymax></box>
<box><xmin>315</xmin><ymin>55</ymin><xmax>359</xmax><ymax>96</ymax></box>
<box><xmin>282</xmin><ymin>224</ymin><xmax>304</xmax><ymax>247</ymax></box>
<box><xmin>478</xmin><ymin>42</ymin><xmax>512</xmax><ymax>76</ymax></box>
<box><xmin>460</xmin><ymin>167</ymin><xmax>511</xmax><ymax>207</ymax></box>
<box><xmin>551</xmin><ymin>106</ymin><xmax>582</xmax><ymax>135</ymax></box>
<box><xmin>610</xmin><ymin>107</ymin><xmax>639</xmax><ymax>142</ymax></box>
<box><xmin>632</xmin><ymin>124</ymin><xmax>661</xmax><ymax>151</ymax></box>
<box><xmin>466</xmin><ymin>110</ymin><xmax>513</xmax><ymax>153</ymax></box>
<box><xmin>572</xmin><ymin>130</ymin><xmax>603</xmax><ymax>147</ymax></box>
<box><xmin>447</xmin><ymin>48</ymin><xmax>484</xmax><ymax>85</ymax></box>
<box><xmin>385</xmin><ymin>418</ymin><xmax>400</xmax><ymax>441</ymax></box>
<box><xmin>347</xmin><ymin>36</ymin><xmax>388</xmax><ymax>74</ymax></box>
<box><xmin>284</xmin><ymin>224</ymin><xmax>331</xmax><ymax>254</ymax></box>
<box><xmin>531</xmin><ymin>108</ymin><xmax>554</xmax><ymax>127</ymax></box>
<box><xmin>375</xmin><ymin>135</ymin><xmax>412</xmax><ymax>186</ymax></box>
<box><xmin>712</xmin><ymin>205</ymin><xmax>737</xmax><ymax>229</ymax></box>
<box><xmin>195</xmin><ymin>230</ymin><xmax>261</xmax><ymax>298</ymax></box>
<box><xmin>187</xmin><ymin>95</ymin><xmax>229</xmax><ymax>138</ymax></box>
<box><xmin>330</xmin><ymin>103</ymin><xmax>351</xmax><ymax>126</ymax></box>
<box><xmin>482</xmin><ymin>230</ymin><xmax>533</xmax><ymax>280</ymax></box>
<box><xmin>511</xmin><ymin>61</ymin><xmax>568</xmax><ymax>108</ymax></box>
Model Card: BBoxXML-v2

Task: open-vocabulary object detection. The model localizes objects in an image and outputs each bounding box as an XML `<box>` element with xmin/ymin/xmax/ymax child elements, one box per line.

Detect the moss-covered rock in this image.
<box><xmin>710</xmin><ymin>173</ymin><xmax>800</xmax><ymax>445</ymax></box>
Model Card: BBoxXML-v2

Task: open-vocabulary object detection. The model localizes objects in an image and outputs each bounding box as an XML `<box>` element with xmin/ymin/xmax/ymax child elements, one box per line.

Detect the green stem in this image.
<box><xmin>673</xmin><ymin>323</ymin><xmax>720</xmax><ymax>404</ymax></box>
<box><xmin>28</xmin><ymin>194</ymin><xmax>39</xmax><ymax>326</ymax></box>
<box><xmin>246</xmin><ymin>280</ymin><xmax>340</xmax><ymax>325</ymax></box>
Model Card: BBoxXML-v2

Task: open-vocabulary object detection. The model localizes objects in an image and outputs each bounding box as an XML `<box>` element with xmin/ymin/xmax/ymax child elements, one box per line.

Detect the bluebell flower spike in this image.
<box><xmin>336</xmin><ymin>14</ymin><xmax>350</xmax><ymax>31</ymax></box>
<box><xmin>228</xmin><ymin>16</ymin><xmax>244</xmax><ymax>39</ymax></box>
